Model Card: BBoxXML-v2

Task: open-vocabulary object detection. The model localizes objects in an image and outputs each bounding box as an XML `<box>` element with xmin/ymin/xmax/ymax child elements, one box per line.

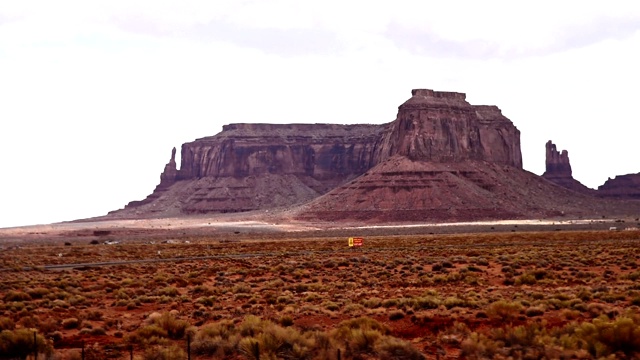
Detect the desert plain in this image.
<box><xmin>1</xmin><ymin>216</ymin><xmax>640</xmax><ymax>360</ymax></box>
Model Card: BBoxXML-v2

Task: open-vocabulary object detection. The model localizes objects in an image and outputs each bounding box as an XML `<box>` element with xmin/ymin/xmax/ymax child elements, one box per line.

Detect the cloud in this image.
<box><xmin>385</xmin><ymin>15</ymin><xmax>640</xmax><ymax>60</ymax></box>
<box><xmin>193</xmin><ymin>21</ymin><xmax>343</xmax><ymax>56</ymax></box>
<box><xmin>111</xmin><ymin>15</ymin><xmax>343</xmax><ymax>56</ymax></box>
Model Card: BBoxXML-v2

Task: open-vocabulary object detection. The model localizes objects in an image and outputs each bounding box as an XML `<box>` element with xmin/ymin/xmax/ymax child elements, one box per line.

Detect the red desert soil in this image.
<box><xmin>1</xmin><ymin>220</ymin><xmax>640</xmax><ymax>359</ymax></box>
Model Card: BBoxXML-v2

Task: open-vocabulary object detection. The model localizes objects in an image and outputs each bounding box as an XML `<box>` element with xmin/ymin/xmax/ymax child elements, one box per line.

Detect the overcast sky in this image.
<box><xmin>1</xmin><ymin>1</ymin><xmax>639</xmax><ymax>228</ymax></box>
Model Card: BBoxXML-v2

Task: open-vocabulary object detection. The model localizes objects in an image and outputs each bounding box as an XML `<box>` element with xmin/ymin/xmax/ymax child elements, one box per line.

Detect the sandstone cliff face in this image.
<box><xmin>541</xmin><ymin>141</ymin><xmax>594</xmax><ymax>195</ymax></box>
<box><xmin>176</xmin><ymin>123</ymin><xmax>384</xmax><ymax>194</ymax></box>
<box><xmin>374</xmin><ymin>89</ymin><xmax>522</xmax><ymax>168</ymax></box>
<box><xmin>598</xmin><ymin>174</ymin><xmax>640</xmax><ymax>199</ymax></box>
<box><xmin>475</xmin><ymin>105</ymin><xmax>522</xmax><ymax>168</ymax></box>
<box><xmin>543</xmin><ymin>141</ymin><xmax>572</xmax><ymax>178</ymax></box>
<box><xmin>120</xmin><ymin>123</ymin><xmax>386</xmax><ymax>214</ymax></box>
<box><xmin>118</xmin><ymin>88</ymin><xmax>635</xmax><ymax>223</ymax></box>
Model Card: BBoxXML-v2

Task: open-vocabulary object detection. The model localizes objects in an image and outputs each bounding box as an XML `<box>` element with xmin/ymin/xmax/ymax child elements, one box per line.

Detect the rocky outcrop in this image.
<box><xmin>297</xmin><ymin>156</ymin><xmax>599</xmax><ymax>222</ymax></box>
<box><xmin>374</xmin><ymin>89</ymin><xmax>522</xmax><ymax>167</ymax></box>
<box><xmin>160</xmin><ymin>147</ymin><xmax>178</xmax><ymax>186</ymax></box>
<box><xmin>124</xmin><ymin>148</ymin><xmax>179</xmax><ymax>209</ymax></box>
<box><xmin>541</xmin><ymin>141</ymin><xmax>594</xmax><ymax>195</ymax></box>
<box><xmin>118</xmin><ymin>124</ymin><xmax>386</xmax><ymax>215</ymax></box>
<box><xmin>543</xmin><ymin>141</ymin><xmax>572</xmax><ymax>178</ymax></box>
<box><xmin>113</xmin><ymin>88</ymin><xmax>640</xmax><ymax>222</ymax></box>
<box><xmin>176</xmin><ymin>123</ymin><xmax>384</xmax><ymax>194</ymax></box>
<box><xmin>598</xmin><ymin>174</ymin><xmax>640</xmax><ymax>199</ymax></box>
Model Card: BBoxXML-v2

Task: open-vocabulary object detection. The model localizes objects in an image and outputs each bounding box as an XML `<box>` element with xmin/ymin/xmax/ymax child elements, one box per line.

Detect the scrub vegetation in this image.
<box><xmin>0</xmin><ymin>230</ymin><xmax>639</xmax><ymax>359</ymax></box>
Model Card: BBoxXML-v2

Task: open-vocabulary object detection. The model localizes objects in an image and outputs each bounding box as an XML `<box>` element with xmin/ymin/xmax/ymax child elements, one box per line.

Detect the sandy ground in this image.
<box><xmin>1</xmin><ymin>212</ymin><xmax>636</xmax><ymax>244</ymax></box>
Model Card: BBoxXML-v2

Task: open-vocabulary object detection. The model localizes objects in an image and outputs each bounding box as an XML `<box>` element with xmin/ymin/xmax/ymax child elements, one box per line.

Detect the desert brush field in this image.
<box><xmin>1</xmin><ymin>229</ymin><xmax>640</xmax><ymax>359</ymax></box>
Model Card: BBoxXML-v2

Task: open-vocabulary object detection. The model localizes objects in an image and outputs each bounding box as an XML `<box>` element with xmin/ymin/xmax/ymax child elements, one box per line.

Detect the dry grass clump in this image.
<box><xmin>463</xmin><ymin>314</ymin><xmax>640</xmax><ymax>359</ymax></box>
<box><xmin>486</xmin><ymin>300</ymin><xmax>523</xmax><ymax>321</ymax></box>
<box><xmin>142</xmin><ymin>344</ymin><xmax>186</xmax><ymax>360</ymax></box>
<box><xmin>126</xmin><ymin>312</ymin><xmax>191</xmax><ymax>345</ymax></box>
<box><xmin>0</xmin><ymin>328</ymin><xmax>53</xmax><ymax>358</ymax></box>
<box><xmin>191</xmin><ymin>316</ymin><xmax>423</xmax><ymax>359</ymax></box>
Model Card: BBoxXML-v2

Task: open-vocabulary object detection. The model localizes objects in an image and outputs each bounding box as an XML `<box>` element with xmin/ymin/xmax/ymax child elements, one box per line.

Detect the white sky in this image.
<box><xmin>1</xmin><ymin>1</ymin><xmax>639</xmax><ymax>228</ymax></box>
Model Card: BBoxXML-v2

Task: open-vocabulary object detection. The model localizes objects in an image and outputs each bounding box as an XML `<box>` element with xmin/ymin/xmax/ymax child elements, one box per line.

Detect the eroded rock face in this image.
<box><xmin>374</xmin><ymin>89</ymin><xmax>522</xmax><ymax>167</ymax></box>
<box><xmin>543</xmin><ymin>141</ymin><xmax>572</xmax><ymax>178</ymax></box>
<box><xmin>176</xmin><ymin>123</ymin><xmax>385</xmax><ymax>194</ymax></box>
<box><xmin>598</xmin><ymin>174</ymin><xmax>640</xmax><ymax>199</ymax></box>
<box><xmin>542</xmin><ymin>141</ymin><xmax>594</xmax><ymax>195</ymax></box>
<box><xmin>124</xmin><ymin>148</ymin><xmax>179</xmax><ymax>209</ymax></box>
<box><xmin>160</xmin><ymin>147</ymin><xmax>178</xmax><ymax>186</ymax></box>
<box><xmin>114</xmin><ymin>89</ymin><xmax>559</xmax><ymax>221</ymax></box>
<box><xmin>119</xmin><ymin>124</ymin><xmax>386</xmax><ymax>214</ymax></box>
<box><xmin>298</xmin><ymin>156</ymin><xmax>594</xmax><ymax>222</ymax></box>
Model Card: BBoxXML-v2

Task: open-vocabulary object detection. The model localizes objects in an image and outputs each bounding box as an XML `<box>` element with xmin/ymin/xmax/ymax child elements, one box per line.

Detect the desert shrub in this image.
<box><xmin>491</xmin><ymin>322</ymin><xmax>544</xmax><ymax>347</ymax></box>
<box><xmin>333</xmin><ymin>317</ymin><xmax>390</xmax><ymax>354</ymax></box>
<box><xmin>333</xmin><ymin>317</ymin><xmax>424</xmax><ymax>358</ymax></box>
<box><xmin>362</xmin><ymin>297</ymin><xmax>382</xmax><ymax>309</ymax></box>
<box><xmin>17</xmin><ymin>316</ymin><xmax>39</xmax><ymax>329</ymax></box>
<box><xmin>461</xmin><ymin>332</ymin><xmax>499</xmax><ymax>358</ymax></box>
<box><xmin>414</xmin><ymin>296</ymin><xmax>440</xmax><ymax>310</ymax></box>
<box><xmin>0</xmin><ymin>329</ymin><xmax>53</xmax><ymax>358</ymax></box>
<box><xmin>128</xmin><ymin>325</ymin><xmax>168</xmax><ymax>344</ymax></box>
<box><xmin>192</xmin><ymin>320</ymin><xmax>238</xmax><ymax>356</ymax></box>
<box><xmin>0</xmin><ymin>317</ymin><xmax>15</xmax><ymax>331</ymax></box>
<box><xmin>26</xmin><ymin>287</ymin><xmax>50</xmax><ymax>299</ymax></box>
<box><xmin>277</xmin><ymin>295</ymin><xmax>294</xmax><ymax>305</ymax></box>
<box><xmin>625</xmin><ymin>271</ymin><xmax>640</xmax><ymax>281</ymax></box>
<box><xmin>462</xmin><ymin>314</ymin><xmax>640</xmax><ymax>359</ymax></box>
<box><xmin>238</xmin><ymin>337</ymin><xmax>261</xmax><ymax>360</ymax></box>
<box><xmin>143</xmin><ymin>345</ymin><xmax>186</xmax><ymax>360</ymax></box>
<box><xmin>258</xmin><ymin>324</ymin><xmax>315</xmax><ymax>358</ymax></box>
<box><xmin>574</xmin><ymin>316</ymin><xmax>640</xmax><ymax>357</ymax></box>
<box><xmin>486</xmin><ymin>300</ymin><xmax>522</xmax><ymax>321</ymax></box>
<box><xmin>62</xmin><ymin>317</ymin><xmax>81</xmax><ymax>329</ymax></box>
<box><xmin>86</xmin><ymin>310</ymin><xmax>103</xmax><ymax>321</ymax></box>
<box><xmin>90</xmin><ymin>327</ymin><xmax>107</xmax><ymax>336</ymax></box>
<box><xmin>3</xmin><ymin>290</ymin><xmax>31</xmax><ymax>302</ymax></box>
<box><xmin>532</xmin><ymin>269</ymin><xmax>550</xmax><ymax>280</ymax></box>
<box><xmin>236</xmin><ymin>317</ymin><xmax>316</xmax><ymax>359</ymax></box>
<box><xmin>343</xmin><ymin>303</ymin><xmax>365</xmax><ymax>315</ymax></box>
<box><xmin>441</xmin><ymin>260</ymin><xmax>454</xmax><ymax>268</ymax></box>
<box><xmin>157</xmin><ymin>286</ymin><xmax>179</xmax><ymax>297</ymax></box>
<box><xmin>196</xmin><ymin>296</ymin><xmax>216</xmax><ymax>307</ymax></box>
<box><xmin>375</xmin><ymin>336</ymin><xmax>426</xmax><ymax>360</ymax></box>
<box><xmin>303</xmin><ymin>292</ymin><xmax>321</xmax><ymax>303</ymax></box>
<box><xmin>232</xmin><ymin>283</ymin><xmax>252</xmax><ymax>294</ymax></box>
<box><xmin>515</xmin><ymin>273</ymin><xmax>537</xmax><ymax>285</ymax></box>
<box><xmin>444</xmin><ymin>296</ymin><xmax>469</xmax><ymax>309</ymax></box>
<box><xmin>239</xmin><ymin>315</ymin><xmax>268</xmax><ymax>337</ymax></box>
<box><xmin>279</xmin><ymin>315</ymin><xmax>294</xmax><ymax>327</ymax></box>
<box><xmin>154</xmin><ymin>313</ymin><xmax>189</xmax><ymax>339</ymax></box>
<box><xmin>525</xmin><ymin>306</ymin><xmax>545</xmax><ymax>317</ymax></box>
<box><xmin>192</xmin><ymin>285</ymin><xmax>214</xmax><ymax>295</ymax></box>
<box><xmin>389</xmin><ymin>310</ymin><xmax>405</xmax><ymax>321</ymax></box>
<box><xmin>37</xmin><ymin>318</ymin><xmax>59</xmax><ymax>334</ymax></box>
<box><xmin>323</xmin><ymin>301</ymin><xmax>340</xmax><ymax>311</ymax></box>
<box><xmin>381</xmin><ymin>299</ymin><xmax>399</xmax><ymax>308</ymax></box>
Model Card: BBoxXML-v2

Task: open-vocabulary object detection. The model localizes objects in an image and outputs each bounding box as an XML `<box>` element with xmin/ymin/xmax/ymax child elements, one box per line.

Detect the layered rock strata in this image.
<box><xmin>374</xmin><ymin>89</ymin><xmax>522</xmax><ymax>167</ymax></box>
<box><xmin>113</xmin><ymin>88</ymin><xmax>640</xmax><ymax>222</ymax></box>
<box><xmin>598</xmin><ymin>174</ymin><xmax>640</xmax><ymax>199</ymax></box>
<box><xmin>122</xmin><ymin>124</ymin><xmax>385</xmax><ymax>215</ymax></box>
